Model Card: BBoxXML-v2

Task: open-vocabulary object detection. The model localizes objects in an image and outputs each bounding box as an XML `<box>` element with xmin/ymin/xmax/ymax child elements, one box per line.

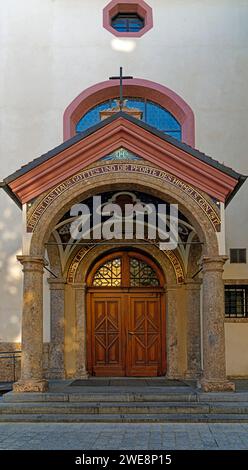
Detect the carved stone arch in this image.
<box><xmin>28</xmin><ymin>171</ymin><xmax>219</xmax><ymax>258</ymax></box>
<box><xmin>65</xmin><ymin>243</ymin><xmax>185</xmax><ymax>286</ymax></box>
<box><xmin>46</xmin><ymin>233</ymin><xmax>63</xmax><ymax>278</ymax></box>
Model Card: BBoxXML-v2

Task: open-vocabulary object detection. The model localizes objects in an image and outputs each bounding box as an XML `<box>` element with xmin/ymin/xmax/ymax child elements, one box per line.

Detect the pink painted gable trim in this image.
<box><xmin>11</xmin><ymin>117</ymin><xmax>235</xmax><ymax>204</ymax></box>
<box><xmin>63</xmin><ymin>79</ymin><xmax>195</xmax><ymax>146</ymax></box>
<box><xmin>103</xmin><ymin>0</ymin><xmax>153</xmax><ymax>38</ymax></box>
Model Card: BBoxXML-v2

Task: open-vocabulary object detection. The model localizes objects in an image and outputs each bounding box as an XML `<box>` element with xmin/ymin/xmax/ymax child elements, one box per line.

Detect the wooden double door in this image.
<box><xmin>87</xmin><ymin>290</ymin><xmax>165</xmax><ymax>376</ymax></box>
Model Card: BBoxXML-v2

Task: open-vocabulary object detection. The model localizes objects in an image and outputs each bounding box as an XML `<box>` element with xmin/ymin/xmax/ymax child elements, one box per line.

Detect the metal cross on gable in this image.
<box><xmin>109</xmin><ymin>67</ymin><xmax>133</xmax><ymax>111</ymax></box>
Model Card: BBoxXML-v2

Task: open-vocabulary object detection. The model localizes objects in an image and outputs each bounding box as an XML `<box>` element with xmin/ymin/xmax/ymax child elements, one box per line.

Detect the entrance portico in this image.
<box><xmin>2</xmin><ymin>112</ymin><xmax>245</xmax><ymax>393</ymax></box>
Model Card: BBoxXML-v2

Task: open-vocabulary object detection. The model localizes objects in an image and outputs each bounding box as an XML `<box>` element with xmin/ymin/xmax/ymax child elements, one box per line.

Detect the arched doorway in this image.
<box><xmin>86</xmin><ymin>250</ymin><xmax>166</xmax><ymax>377</ymax></box>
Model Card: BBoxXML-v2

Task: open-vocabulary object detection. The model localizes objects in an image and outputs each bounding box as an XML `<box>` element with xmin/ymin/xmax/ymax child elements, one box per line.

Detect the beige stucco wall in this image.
<box><xmin>0</xmin><ymin>0</ymin><xmax>247</xmax><ymax>377</ymax></box>
<box><xmin>225</xmin><ymin>323</ymin><xmax>248</xmax><ymax>377</ymax></box>
<box><xmin>223</xmin><ymin>263</ymin><xmax>248</xmax><ymax>280</ymax></box>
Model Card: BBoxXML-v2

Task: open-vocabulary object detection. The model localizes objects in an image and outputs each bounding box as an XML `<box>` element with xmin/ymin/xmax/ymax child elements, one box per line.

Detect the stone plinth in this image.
<box><xmin>200</xmin><ymin>378</ymin><xmax>235</xmax><ymax>392</ymax></box>
<box><xmin>13</xmin><ymin>379</ymin><xmax>48</xmax><ymax>393</ymax></box>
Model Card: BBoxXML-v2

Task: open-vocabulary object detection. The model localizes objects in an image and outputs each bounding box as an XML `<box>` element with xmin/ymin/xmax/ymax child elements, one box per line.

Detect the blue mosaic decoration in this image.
<box><xmin>76</xmin><ymin>97</ymin><xmax>182</xmax><ymax>141</ymax></box>
<box><xmin>102</xmin><ymin>148</ymin><xmax>142</xmax><ymax>161</ymax></box>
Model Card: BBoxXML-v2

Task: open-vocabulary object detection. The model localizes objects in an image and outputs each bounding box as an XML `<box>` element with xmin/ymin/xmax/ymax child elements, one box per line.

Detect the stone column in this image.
<box><xmin>13</xmin><ymin>256</ymin><xmax>48</xmax><ymax>392</ymax></box>
<box><xmin>166</xmin><ymin>283</ymin><xmax>181</xmax><ymax>379</ymax></box>
<box><xmin>74</xmin><ymin>283</ymin><xmax>89</xmax><ymax>378</ymax></box>
<box><xmin>48</xmin><ymin>278</ymin><xmax>66</xmax><ymax>378</ymax></box>
<box><xmin>200</xmin><ymin>256</ymin><xmax>235</xmax><ymax>392</ymax></box>
<box><xmin>185</xmin><ymin>279</ymin><xmax>202</xmax><ymax>379</ymax></box>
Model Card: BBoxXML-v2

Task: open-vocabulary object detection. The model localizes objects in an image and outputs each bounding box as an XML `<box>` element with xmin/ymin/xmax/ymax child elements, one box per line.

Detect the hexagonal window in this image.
<box><xmin>103</xmin><ymin>0</ymin><xmax>153</xmax><ymax>38</ymax></box>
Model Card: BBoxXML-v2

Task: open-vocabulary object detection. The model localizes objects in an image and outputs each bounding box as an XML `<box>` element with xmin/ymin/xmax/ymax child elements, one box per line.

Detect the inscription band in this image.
<box><xmin>27</xmin><ymin>163</ymin><xmax>220</xmax><ymax>232</ymax></box>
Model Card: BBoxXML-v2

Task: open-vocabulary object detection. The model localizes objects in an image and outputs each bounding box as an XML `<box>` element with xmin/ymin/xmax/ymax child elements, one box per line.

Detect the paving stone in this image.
<box><xmin>0</xmin><ymin>423</ymin><xmax>247</xmax><ymax>449</ymax></box>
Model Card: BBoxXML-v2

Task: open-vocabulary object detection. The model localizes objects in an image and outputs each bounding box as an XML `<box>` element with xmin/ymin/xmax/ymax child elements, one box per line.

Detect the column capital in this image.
<box><xmin>199</xmin><ymin>255</ymin><xmax>228</xmax><ymax>273</ymax></box>
<box><xmin>17</xmin><ymin>255</ymin><xmax>48</xmax><ymax>272</ymax></box>
<box><xmin>47</xmin><ymin>278</ymin><xmax>66</xmax><ymax>290</ymax></box>
<box><xmin>166</xmin><ymin>283</ymin><xmax>183</xmax><ymax>292</ymax></box>
<box><xmin>184</xmin><ymin>278</ymin><xmax>202</xmax><ymax>289</ymax></box>
<box><xmin>72</xmin><ymin>282</ymin><xmax>87</xmax><ymax>292</ymax></box>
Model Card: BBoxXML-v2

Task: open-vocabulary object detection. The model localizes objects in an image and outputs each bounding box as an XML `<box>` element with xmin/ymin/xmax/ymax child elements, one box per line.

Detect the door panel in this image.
<box><xmin>88</xmin><ymin>291</ymin><xmax>164</xmax><ymax>377</ymax></box>
<box><xmin>91</xmin><ymin>294</ymin><xmax>125</xmax><ymax>376</ymax></box>
<box><xmin>126</xmin><ymin>295</ymin><xmax>161</xmax><ymax>376</ymax></box>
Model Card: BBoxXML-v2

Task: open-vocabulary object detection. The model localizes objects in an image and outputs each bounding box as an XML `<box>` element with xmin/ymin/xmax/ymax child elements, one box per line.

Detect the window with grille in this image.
<box><xmin>225</xmin><ymin>285</ymin><xmax>248</xmax><ymax>318</ymax></box>
<box><xmin>91</xmin><ymin>254</ymin><xmax>161</xmax><ymax>287</ymax></box>
<box><xmin>103</xmin><ymin>2</ymin><xmax>153</xmax><ymax>38</ymax></box>
<box><xmin>130</xmin><ymin>258</ymin><xmax>160</xmax><ymax>287</ymax></box>
<box><xmin>111</xmin><ymin>13</ymin><xmax>144</xmax><ymax>32</ymax></box>
<box><xmin>93</xmin><ymin>258</ymin><xmax>121</xmax><ymax>287</ymax></box>
<box><xmin>230</xmin><ymin>248</ymin><xmax>246</xmax><ymax>264</ymax></box>
<box><xmin>76</xmin><ymin>97</ymin><xmax>181</xmax><ymax>141</ymax></box>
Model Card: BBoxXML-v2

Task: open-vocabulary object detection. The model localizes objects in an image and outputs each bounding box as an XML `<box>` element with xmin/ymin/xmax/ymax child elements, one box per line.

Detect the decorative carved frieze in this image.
<box><xmin>27</xmin><ymin>163</ymin><xmax>220</xmax><ymax>232</ymax></box>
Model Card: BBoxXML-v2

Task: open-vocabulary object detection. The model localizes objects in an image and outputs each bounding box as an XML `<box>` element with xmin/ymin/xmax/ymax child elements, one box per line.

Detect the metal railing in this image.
<box><xmin>0</xmin><ymin>351</ymin><xmax>22</xmax><ymax>382</ymax></box>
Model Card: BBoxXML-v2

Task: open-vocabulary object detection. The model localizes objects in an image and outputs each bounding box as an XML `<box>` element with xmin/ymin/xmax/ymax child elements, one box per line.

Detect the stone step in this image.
<box><xmin>2</xmin><ymin>391</ymin><xmax>198</xmax><ymax>403</ymax></box>
<box><xmin>1</xmin><ymin>412</ymin><xmax>248</xmax><ymax>423</ymax></box>
<box><xmin>198</xmin><ymin>392</ymin><xmax>248</xmax><ymax>402</ymax></box>
<box><xmin>4</xmin><ymin>390</ymin><xmax>248</xmax><ymax>403</ymax></box>
<box><xmin>0</xmin><ymin>402</ymin><xmax>210</xmax><ymax>414</ymax></box>
<box><xmin>1</xmin><ymin>401</ymin><xmax>248</xmax><ymax>415</ymax></box>
<box><xmin>209</xmin><ymin>402</ymin><xmax>248</xmax><ymax>413</ymax></box>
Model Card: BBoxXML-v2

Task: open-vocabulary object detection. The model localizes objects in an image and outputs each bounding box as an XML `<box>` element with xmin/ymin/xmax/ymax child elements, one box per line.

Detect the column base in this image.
<box><xmin>184</xmin><ymin>370</ymin><xmax>201</xmax><ymax>379</ymax></box>
<box><xmin>76</xmin><ymin>369</ymin><xmax>89</xmax><ymax>379</ymax></box>
<box><xmin>166</xmin><ymin>373</ymin><xmax>183</xmax><ymax>380</ymax></box>
<box><xmin>48</xmin><ymin>369</ymin><xmax>65</xmax><ymax>380</ymax></box>
<box><xmin>13</xmin><ymin>379</ymin><xmax>49</xmax><ymax>393</ymax></box>
<box><xmin>199</xmin><ymin>378</ymin><xmax>235</xmax><ymax>392</ymax></box>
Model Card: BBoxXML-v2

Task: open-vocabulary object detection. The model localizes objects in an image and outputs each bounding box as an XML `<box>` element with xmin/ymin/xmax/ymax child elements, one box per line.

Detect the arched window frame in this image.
<box><xmin>63</xmin><ymin>79</ymin><xmax>195</xmax><ymax>146</ymax></box>
<box><xmin>87</xmin><ymin>251</ymin><xmax>164</xmax><ymax>288</ymax></box>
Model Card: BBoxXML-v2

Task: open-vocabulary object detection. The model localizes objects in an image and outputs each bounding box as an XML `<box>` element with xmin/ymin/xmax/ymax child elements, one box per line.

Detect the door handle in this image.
<box><xmin>128</xmin><ymin>331</ymin><xmax>135</xmax><ymax>335</ymax></box>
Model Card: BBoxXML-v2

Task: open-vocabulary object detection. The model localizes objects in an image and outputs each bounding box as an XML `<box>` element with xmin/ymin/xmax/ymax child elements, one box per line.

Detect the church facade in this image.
<box><xmin>0</xmin><ymin>0</ymin><xmax>247</xmax><ymax>391</ymax></box>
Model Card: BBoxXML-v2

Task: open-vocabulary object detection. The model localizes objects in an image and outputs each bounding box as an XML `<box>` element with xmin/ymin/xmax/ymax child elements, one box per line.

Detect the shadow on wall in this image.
<box><xmin>0</xmin><ymin>193</ymin><xmax>22</xmax><ymax>344</ymax></box>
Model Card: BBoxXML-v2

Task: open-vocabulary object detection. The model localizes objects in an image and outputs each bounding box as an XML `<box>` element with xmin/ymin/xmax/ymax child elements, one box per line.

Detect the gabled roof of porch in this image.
<box><xmin>1</xmin><ymin>112</ymin><xmax>246</xmax><ymax>207</ymax></box>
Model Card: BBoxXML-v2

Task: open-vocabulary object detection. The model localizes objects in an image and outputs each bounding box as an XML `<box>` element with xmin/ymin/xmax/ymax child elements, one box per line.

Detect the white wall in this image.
<box><xmin>0</xmin><ymin>0</ymin><xmax>248</xmax><ymax>341</ymax></box>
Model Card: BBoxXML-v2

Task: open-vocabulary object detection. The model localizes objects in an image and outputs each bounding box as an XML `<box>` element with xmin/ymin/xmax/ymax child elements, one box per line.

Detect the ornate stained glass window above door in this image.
<box><xmin>129</xmin><ymin>257</ymin><xmax>160</xmax><ymax>287</ymax></box>
<box><xmin>91</xmin><ymin>253</ymin><xmax>161</xmax><ymax>288</ymax></box>
<box><xmin>92</xmin><ymin>258</ymin><xmax>122</xmax><ymax>287</ymax></box>
<box><xmin>75</xmin><ymin>97</ymin><xmax>181</xmax><ymax>141</ymax></box>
